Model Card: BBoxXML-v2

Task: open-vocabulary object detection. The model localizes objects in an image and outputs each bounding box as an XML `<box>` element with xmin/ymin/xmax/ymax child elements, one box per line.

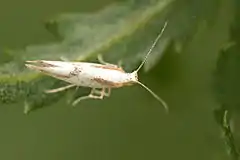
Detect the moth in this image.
<box><xmin>25</xmin><ymin>22</ymin><xmax>169</xmax><ymax>112</ymax></box>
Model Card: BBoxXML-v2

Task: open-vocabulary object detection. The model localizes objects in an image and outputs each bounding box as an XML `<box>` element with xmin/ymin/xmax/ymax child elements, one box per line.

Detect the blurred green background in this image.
<box><xmin>0</xmin><ymin>0</ymin><xmax>236</xmax><ymax>160</ymax></box>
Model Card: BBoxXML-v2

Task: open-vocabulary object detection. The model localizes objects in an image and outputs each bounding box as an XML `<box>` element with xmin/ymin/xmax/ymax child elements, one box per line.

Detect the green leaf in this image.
<box><xmin>0</xmin><ymin>0</ymin><xmax>221</xmax><ymax>113</ymax></box>
<box><xmin>214</xmin><ymin>43</ymin><xmax>240</xmax><ymax>109</ymax></box>
<box><xmin>214</xmin><ymin>0</ymin><xmax>240</xmax><ymax>111</ymax></box>
<box><xmin>213</xmin><ymin>0</ymin><xmax>240</xmax><ymax>159</ymax></box>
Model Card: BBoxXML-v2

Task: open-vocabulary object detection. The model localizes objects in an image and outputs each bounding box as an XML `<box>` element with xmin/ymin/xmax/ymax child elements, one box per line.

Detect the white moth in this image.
<box><xmin>25</xmin><ymin>22</ymin><xmax>169</xmax><ymax>112</ymax></box>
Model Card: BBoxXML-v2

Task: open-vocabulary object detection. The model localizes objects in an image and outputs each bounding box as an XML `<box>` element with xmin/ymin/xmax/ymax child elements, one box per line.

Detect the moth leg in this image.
<box><xmin>60</xmin><ymin>56</ymin><xmax>70</xmax><ymax>62</ymax></box>
<box><xmin>45</xmin><ymin>84</ymin><xmax>76</xmax><ymax>93</ymax></box>
<box><xmin>97</xmin><ymin>54</ymin><xmax>118</xmax><ymax>67</ymax></box>
<box><xmin>72</xmin><ymin>88</ymin><xmax>105</xmax><ymax>106</ymax></box>
<box><xmin>117</xmin><ymin>60</ymin><xmax>123</xmax><ymax>68</ymax></box>
<box><xmin>92</xmin><ymin>87</ymin><xmax>111</xmax><ymax>97</ymax></box>
<box><xmin>98</xmin><ymin>54</ymin><xmax>123</xmax><ymax>68</ymax></box>
<box><xmin>92</xmin><ymin>88</ymin><xmax>107</xmax><ymax>98</ymax></box>
<box><xmin>105</xmin><ymin>88</ymin><xmax>111</xmax><ymax>97</ymax></box>
<box><xmin>75</xmin><ymin>86</ymin><xmax>80</xmax><ymax>91</ymax></box>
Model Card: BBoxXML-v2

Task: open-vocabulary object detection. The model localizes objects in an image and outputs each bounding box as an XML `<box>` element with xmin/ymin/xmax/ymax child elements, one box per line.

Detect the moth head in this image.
<box><xmin>129</xmin><ymin>70</ymin><xmax>138</xmax><ymax>82</ymax></box>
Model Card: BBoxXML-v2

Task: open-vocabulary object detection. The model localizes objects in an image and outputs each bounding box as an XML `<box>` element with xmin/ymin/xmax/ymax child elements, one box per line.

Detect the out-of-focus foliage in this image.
<box><xmin>214</xmin><ymin>0</ymin><xmax>240</xmax><ymax>159</ymax></box>
<box><xmin>214</xmin><ymin>43</ymin><xmax>240</xmax><ymax>109</ymax></box>
<box><xmin>0</xmin><ymin>0</ymin><xmax>220</xmax><ymax>114</ymax></box>
<box><xmin>214</xmin><ymin>108</ymin><xmax>239</xmax><ymax>159</ymax></box>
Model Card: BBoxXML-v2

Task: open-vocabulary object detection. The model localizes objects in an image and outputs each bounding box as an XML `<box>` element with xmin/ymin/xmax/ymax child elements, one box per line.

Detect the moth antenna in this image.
<box><xmin>136</xmin><ymin>21</ymin><xmax>168</xmax><ymax>73</ymax></box>
<box><xmin>135</xmin><ymin>81</ymin><xmax>169</xmax><ymax>113</ymax></box>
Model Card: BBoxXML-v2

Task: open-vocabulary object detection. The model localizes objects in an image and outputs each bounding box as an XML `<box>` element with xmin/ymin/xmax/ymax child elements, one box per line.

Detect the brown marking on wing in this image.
<box><xmin>91</xmin><ymin>65</ymin><xmax>125</xmax><ymax>72</ymax></box>
<box><xmin>69</xmin><ymin>66</ymin><xmax>82</xmax><ymax>76</ymax></box>
<box><xmin>92</xmin><ymin>78</ymin><xmax>133</xmax><ymax>88</ymax></box>
<box><xmin>39</xmin><ymin>61</ymin><xmax>58</xmax><ymax>67</ymax></box>
<box><xmin>52</xmin><ymin>73</ymin><xmax>70</xmax><ymax>79</ymax></box>
<box><xmin>26</xmin><ymin>60</ymin><xmax>59</xmax><ymax>67</ymax></box>
<box><xmin>93</xmin><ymin>78</ymin><xmax>123</xmax><ymax>88</ymax></box>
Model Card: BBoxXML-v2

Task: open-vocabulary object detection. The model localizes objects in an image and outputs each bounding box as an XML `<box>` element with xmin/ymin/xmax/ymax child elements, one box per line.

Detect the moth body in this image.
<box><xmin>25</xmin><ymin>60</ymin><xmax>137</xmax><ymax>88</ymax></box>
